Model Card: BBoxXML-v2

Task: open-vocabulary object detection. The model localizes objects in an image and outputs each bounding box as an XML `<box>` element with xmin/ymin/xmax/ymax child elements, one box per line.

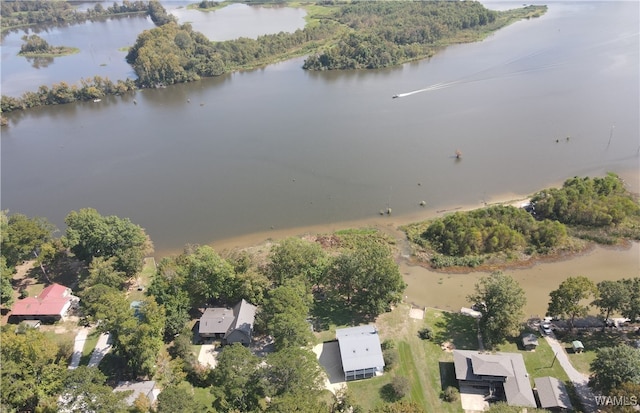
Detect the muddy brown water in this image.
<box><xmin>402</xmin><ymin>242</ymin><xmax>640</xmax><ymax>318</ymax></box>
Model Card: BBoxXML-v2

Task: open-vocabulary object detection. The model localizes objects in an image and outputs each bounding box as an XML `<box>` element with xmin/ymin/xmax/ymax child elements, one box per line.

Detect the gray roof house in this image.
<box><xmin>453</xmin><ymin>350</ymin><xmax>537</xmax><ymax>408</ymax></box>
<box><xmin>534</xmin><ymin>376</ymin><xmax>573</xmax><ymax>411</ymax></box>
<box><xmin>198</xmin><ymin>299</ymin><xmax>257</xmax><ymax>345</ymax></box>
<box><xmin>336</xmin><ymin>325</ymin><xmax>385</xmax><ymax>381</ymax></box>
<box><xmin>113</xmin><ymin>380</ymin><xmax>160</xmax><ymax>406</ymax></box>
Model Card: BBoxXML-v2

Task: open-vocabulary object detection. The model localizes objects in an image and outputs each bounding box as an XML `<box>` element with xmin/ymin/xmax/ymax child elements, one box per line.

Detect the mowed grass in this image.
<box><xmin>555</xmin><ymin>329</ymin><xmax>625</xmax><ymax>375</ymax></box>
<box><xmin>127</xmin><ymin>257</ymin><xmax>156</xmax><ymax>303</ymax></box>
<box><xmin>346</xmin><ymin>306</ymin><xmax>470</xmax><ymax>412</ymax></box>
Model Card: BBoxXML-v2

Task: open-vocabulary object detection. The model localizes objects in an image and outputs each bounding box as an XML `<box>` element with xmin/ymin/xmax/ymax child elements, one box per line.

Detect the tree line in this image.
<box><xmin>1</xmin><ymin>0</ymin><xmax>149</xmax><ymax>31</ymax></box>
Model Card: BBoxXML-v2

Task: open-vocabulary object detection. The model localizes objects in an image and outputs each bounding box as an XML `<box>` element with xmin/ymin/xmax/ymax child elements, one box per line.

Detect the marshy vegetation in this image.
<box><xmin>403</xmin><ymin>174</ymin><xmax>640</xmax><ymax>269</ymax></box>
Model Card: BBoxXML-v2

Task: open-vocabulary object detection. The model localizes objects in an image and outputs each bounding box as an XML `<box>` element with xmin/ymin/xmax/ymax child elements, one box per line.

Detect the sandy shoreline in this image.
<box><xmin>155</xmin><ymin>168</ymin><xmax>639</xmax><ymax>258</ymax></box>
<box><xmin>157</xmin><ymin>191</ymin><xmax>534</xmax><ymax>257</ymax></box>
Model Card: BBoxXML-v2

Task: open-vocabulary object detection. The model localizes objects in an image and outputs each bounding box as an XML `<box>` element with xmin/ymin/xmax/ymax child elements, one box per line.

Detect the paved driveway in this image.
<box><xmin>68</xmin><ymin>327</ymin><xmax>89</xmax><ymax>369</ymax></box>
<box><xmin>313</xmin><ymin>342</ymin><xmax>346</xmax><ymax>394</ymax></box>
<box><xmin>544</xmin><ymin>333</ymin><xmax>597</xmax><ymax>413</ymax></box>
<box><xmin>87</xmin><ymin>333</ymin><xmax>112</xmax><ymax>367</ymax></box>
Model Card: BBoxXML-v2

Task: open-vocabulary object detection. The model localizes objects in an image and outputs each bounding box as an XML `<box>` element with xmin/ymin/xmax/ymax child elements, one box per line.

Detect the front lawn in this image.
<box><xmin>554</xmin><ymin>329</ymin><xmax>625</xmax><ymax>375</ymax></box>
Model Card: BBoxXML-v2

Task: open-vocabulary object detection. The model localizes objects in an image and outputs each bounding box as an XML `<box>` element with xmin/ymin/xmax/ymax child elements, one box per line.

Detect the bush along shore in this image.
<box><xmin>402</xmin><ymin>173</ymin><xmax>640</xmax><ymax>270</ymax></box>
<box><xmin>1</xmin><ymin>1</ymin><xmax>546</xmax><ymax>117</ymax></box>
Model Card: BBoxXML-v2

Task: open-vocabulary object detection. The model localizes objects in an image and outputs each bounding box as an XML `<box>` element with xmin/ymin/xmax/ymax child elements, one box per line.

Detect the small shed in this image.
<box><xmin>521</xmin><ymin>333</ymin><xmax>539</xmax><ymax>351</ymax></box>
<box><xmin>572</xmin><ymin>340</ymin><xmax>584</xmax><ymax>353</ymax></box>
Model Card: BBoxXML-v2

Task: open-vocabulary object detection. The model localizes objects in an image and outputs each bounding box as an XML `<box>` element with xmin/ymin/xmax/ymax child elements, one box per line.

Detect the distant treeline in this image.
<box><xmin>304</xmin><ymin>1</ymin><xmax>498</xmax><ymax>70</ymax></box>
<box><xmin>1</xmin><ymin>76</ymin><xmax>137</xmax><ymax>111</ymax></box>
<box><xmin>0</xmin><ymin>0</ymin><xmax>149</xmax><ymax>31</ymax></box>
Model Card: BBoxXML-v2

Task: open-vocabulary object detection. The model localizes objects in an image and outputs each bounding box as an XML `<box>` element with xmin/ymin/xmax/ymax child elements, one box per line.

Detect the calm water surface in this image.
<box><xmin>0</xmin><ymin>2</ymin><xmax>305</xmax><ymax>97</ymax></box>
<box><xmin>2</xmin><ymin>1</ymin><xmax>639</xmax><ymax>259</ymax></box>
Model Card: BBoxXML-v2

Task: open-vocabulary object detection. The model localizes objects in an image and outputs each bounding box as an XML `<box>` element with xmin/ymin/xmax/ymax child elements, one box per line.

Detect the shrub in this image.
<box><xmin>381</xmin><ymin>339</ymin><xmax>395</xmax><ymax>351</ymax></box>
<box><xmin>442</xmin><ymin>386</ymin><xmax>459</xmax><ymax>402</ymax></box>
<box><xmin>390</xmin><ymin>376</ymin><xmax>410</xmax><ymax>399</ymax></box>
<box><xmin>383</xmin><ymin>348</ymin><xmax>398</xmax><ymax>371</ymax></box>
<box><xmin>418</xmin><ymin>326</ymin><xmax>433</xmax><ymax>340</ymax></box>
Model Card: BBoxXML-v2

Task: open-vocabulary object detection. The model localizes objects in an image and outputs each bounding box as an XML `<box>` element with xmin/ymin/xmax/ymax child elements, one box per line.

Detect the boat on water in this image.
<box><xmin>392</xmin><ymin>95</ymin><xmax>399</xmax><ymax>99</ymax></box>
<box><xmin>93</xmin><ymin>99</ymin><xmax>101</xmax><ymax>103</ymax></box>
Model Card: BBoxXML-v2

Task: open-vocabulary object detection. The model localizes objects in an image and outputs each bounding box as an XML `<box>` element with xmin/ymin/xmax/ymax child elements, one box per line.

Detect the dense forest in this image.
<box><xmin>404</xmin><ymin>174</ymin><xmax>640</xmax><ymax>268</ymax></box>
<box><xmin>303</xmin><ymin>1</ymin><xmax>498</xmax><ymax>70</ymax></box>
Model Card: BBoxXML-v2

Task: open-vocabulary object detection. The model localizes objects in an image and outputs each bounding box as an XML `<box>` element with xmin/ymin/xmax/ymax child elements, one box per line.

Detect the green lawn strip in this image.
<box><xmin>42</xmin><ymin>329</ymin><xmax>76</xmax><ymax>364</ymax></box>
<box><xmin>79</xmin><ymin>328</ymin><xmax>101</xmax><ymax>366</ymax></box>
<box><xmin>397</xmin><ymin>341</ymin><xmax>426</xmax><ymax>407</ymax></box>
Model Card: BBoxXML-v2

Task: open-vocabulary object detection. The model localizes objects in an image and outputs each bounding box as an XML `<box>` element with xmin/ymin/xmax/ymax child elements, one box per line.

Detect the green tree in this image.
<box><xmin>58</xmin><ymin>366</ymin><xmax>129</xmax><ymax>413</ymax></box>
<box><xmin>175</xmin><ymin>245</ymin><xmax>236</xmax><ymax>306</ymax></box>
<box><xmin>590</xmin><ymin>345</ymin><xmax>640</xmax><ymax>394</ymax></box>
<box><xmin>119</xmin><ymin>298</ymin><xmax>166</xmax><ymax>377</ymax></box>
<box><xmin>210</xmin><ymin>343</ymin><xmax>261</xmax><ymax>412</ymax></box>
<box><xmin>0</xmin><ymin>325</ymin><xmax>67</xmax><ymax>412</ymax></box>
<box><xmin>157</xmin><ymin>384</ymin><xmax>200</xmax><ymax>413</ymax></box>
<box><xmin>1</xmin><ymin>257</ymin><xmax>15</xmax><ymax>308</ymax></box>
<box><xmin>266</xmin><ymin>237</ymin><xmax>328</xmax><ymax>288</ymax></box>
<box><xmin>1</xmin><ymin>212</ymin><xmax>55</xmax><ymax>267</ymax></box>
<box><xmin>20</xmin><ymin>34</ymin><xmax>51</xmax><ymax>54</ymax></box>
<box><xmin>547</xmin><ymin>276</ymin><xmax>597</xmax><ymax>330</ymax></box>
<box><xmin>265</xmin><ymin>391</ymin><xmax>331</xmax><ymax>413</ymax></box>
<box><xmin>64</xmin><ymin>208</ymin><xmax>152</xmax><ymax>277</ymax></box>
<box><xmin>467</xmin><ymin>272</ymin><xmax>526</xmax><ymax>348</ymax></box>
<box><xmin>260</xmin><ymin>281</ymin><xmax>312</xmax><ymax>350</ymax></box>
<box><xmin>81</xmin><ymin>256</ymin><xmax>127</xmax><ymax>290</ymax></box>
<box><xmin>327</xmin><ymin>241</ymin><xmax>405</xmax><ymax>317</ymax></box>
<box><xmin>262</xmin><ymin>347</ymin><xmax>323</xmax><ymax>397</ymax></box>
<box><xmin>602</xmin><ymin>382</ymin><xmax>640</xmax><ymax>412</ymax></box>
<box><xmin>593</xmin><ymin>280</ymin><xmax>630</xmax><ymax>331</ymax></box>
<box><xmin>621</xmin><ymin>277</ymin><xmax>640</xmax><ymax>322</ymax></box>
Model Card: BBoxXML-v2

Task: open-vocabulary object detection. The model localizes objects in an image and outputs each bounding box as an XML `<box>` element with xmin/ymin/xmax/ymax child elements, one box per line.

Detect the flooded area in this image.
<box><xmin>403</xmin><ymin>242</ymin><xmax>640</xmax><ymax>318</ymax></box>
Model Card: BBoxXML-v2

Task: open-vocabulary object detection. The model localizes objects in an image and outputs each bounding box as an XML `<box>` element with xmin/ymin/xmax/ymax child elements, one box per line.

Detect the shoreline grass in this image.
<box><xmin>19</xmin><ymin>47</ymin><xmax>80</xmax><ymax>58</ymax></box>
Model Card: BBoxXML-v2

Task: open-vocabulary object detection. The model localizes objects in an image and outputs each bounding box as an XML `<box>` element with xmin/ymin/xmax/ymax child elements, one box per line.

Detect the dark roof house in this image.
<box><xmin>522</xmin><ymin>333</ymin><xmax>539</xmax><ymax>351</ymax></box>
<box><xmin>453</xmin><ymin>349</ymin><xmax>537</xmax><ymax>408</ymax></box>
<box><xmin>198</xmin><ymin>299</ymin><xmax>257</xmax><ymax>345</ymax></box>
<box><xmin>336</xmin><ymin>325</ymin><xmax>385</xmax><ymax>381</ymax></box>
<box><xmin>534</xmin><ymin>376</ymin><xmax>573</xmax><ymax>411</ymax></box>
<box><xmin>10</xmin><ymin>283</ymin><xmax>78</xmax><ymax>322</ymax></box>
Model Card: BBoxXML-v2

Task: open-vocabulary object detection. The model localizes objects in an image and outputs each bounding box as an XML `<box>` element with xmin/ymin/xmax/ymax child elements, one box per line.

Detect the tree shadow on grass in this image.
<box><xmin>433</xmin><ymin>312</ymin><xmax>478</xmax><ymax>350</ymax></box>
<box><xmin>311</xmin><ymin>296</ymin><xmax>367</xmax><ymax>331</ymax></box>
<box><xmin>556</xmin><ymin>329</ymin><xmax>625</xmax><ymax>350</ymax></box>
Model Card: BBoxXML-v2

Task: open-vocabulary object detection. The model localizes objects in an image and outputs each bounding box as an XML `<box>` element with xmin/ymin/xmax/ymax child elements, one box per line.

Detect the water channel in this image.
<box><xmin>2</xmin><ymin>2</ymin><xmax>639</xmax><ymax>300</ymax></box>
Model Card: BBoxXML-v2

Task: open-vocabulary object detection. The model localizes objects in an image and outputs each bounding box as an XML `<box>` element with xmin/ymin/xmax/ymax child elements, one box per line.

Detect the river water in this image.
<box><xmin>2</xmin><ymin>1</ymin><xmax>639</xmax><ymax>263</ymax></box>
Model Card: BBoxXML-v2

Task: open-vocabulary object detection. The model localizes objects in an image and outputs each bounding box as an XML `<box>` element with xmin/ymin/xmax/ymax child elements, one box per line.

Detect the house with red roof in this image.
<box><xmin>10</xmin><ymin>283</ymin><xmax>78</xmax><ymax>322</ymax></box>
